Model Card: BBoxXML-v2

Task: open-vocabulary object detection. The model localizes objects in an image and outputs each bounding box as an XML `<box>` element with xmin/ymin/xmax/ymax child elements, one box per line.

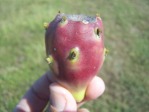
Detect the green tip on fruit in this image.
<box><xmin>71</xmin><ymin>88</ymin><xmax>86</xmax><ymax>102</ymax></box>
<box><xmin>43</xmin><ymin>22</ymin><xmax>49</xmax><ymax>30</ymax></box>
<box><xmin>46</xmin><ymin>55</ymin><xmax>53</xmax><ymax>64</ymax></box>
<box><xmin>68</xmin><ymin>47</ymin><xmax>80</xmax><ymax>63</ymax></box>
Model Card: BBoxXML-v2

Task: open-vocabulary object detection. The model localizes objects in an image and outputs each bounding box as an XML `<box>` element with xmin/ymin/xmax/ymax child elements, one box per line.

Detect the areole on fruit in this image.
<box><xmin>45</xmin><ymin>12</ymin><xmax>107</xmax><ymax>102</ymax></box>
<box><xmin>94</xmin><ymin>27</ymin><xmax>102</xmax><ymax>39</ymax></box>
<box><xmin>43</xmin><ymin>22</ymin><xmax>49</xmax><ymax>30</ymax></box>
<box><xmin>68</xmin><ymin>47</ymin><xmax>80</xmax><ymax>63</ymax></box>
<box><xmin>46</xmin><ymin>55</ymin><xmax>53</xmax><ymax>64</ymax></box>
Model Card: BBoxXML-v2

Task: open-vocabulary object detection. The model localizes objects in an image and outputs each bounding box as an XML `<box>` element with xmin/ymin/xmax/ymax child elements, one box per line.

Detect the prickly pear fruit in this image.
<box><xmin>45</xmin><ymin>13</ymin><xmax>105</xmax><ymax>102</ymax></box>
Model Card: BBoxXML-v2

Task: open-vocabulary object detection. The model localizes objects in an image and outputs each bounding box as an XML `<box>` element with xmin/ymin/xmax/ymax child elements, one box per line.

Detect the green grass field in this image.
<box><xmin>0</xmin><ymin>0</ymin><xmax>149</xmax><ymax>111</ymax></box>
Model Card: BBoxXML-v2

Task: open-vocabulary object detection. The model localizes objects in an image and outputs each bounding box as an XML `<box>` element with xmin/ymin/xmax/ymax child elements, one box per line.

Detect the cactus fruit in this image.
<box><xmin>45</xmin><ymin>13</ymin><xmax>105</xmax><ymax>102</ymax></box>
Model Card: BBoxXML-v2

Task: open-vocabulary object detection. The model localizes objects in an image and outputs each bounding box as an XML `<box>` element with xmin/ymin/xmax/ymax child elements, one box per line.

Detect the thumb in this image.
<box><xmin>49</xmin><ymin>83</ymin><xmax>77</xmax><ymax>111</ymax></box>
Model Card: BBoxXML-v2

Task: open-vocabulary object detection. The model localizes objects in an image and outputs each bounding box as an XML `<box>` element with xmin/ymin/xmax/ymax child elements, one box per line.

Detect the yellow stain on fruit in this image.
<box><xmin>96</xmin><ymin>13</ymin><xmax>100</xmax><ymax>17</ymax></box>
<box><xmin>43</xmin><ymin>22</ymin><xmax>49</xmax><ymax>29</ymax></box>
<box><xmin>59</xmin><ymin>16</ymin><xmax>68</xmax><ymax>26</ymax></box>
<box><xmin>71</xmin><ymin>88</ymin><xmax>86</xmax><ymax>102</ymax></box>
<box><xmin>96</xmin><ymin>13</ymin><xmax>102</xmax><ymax>20</ymax></box>
<box><xmin>104</xmin><ymin>48</ymin><xmax>109</xmax><ymax>56</ymax></box>
<box><xmin>46</xmin><ymin>55</ymin><xmax>53</xmax><ymax>64</ymax></box>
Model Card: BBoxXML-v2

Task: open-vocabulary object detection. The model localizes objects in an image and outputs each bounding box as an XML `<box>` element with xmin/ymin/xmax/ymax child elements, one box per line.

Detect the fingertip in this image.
<box><xmin>49</xmin><ymin>83</ymin><xmax>77</xmax><ymax>111</ymax></box>
<box><xmin>50</xmin><ymin>105</ymin><xmax>58</xmax><ymax>112</ymax></box>
<box><xmin>78</xmin><ymin>108</ymin><xmax>89</xmax><ymax>112</ymax></box>
<box><xmin>85</xmin><ymin>76</ymin><xmax>105</xmax><ymax>100</ymax></box>
<box><xmin>14</xmin><ymin>99</ymin><xmax>31</xmax><ymax>112</ymax></box>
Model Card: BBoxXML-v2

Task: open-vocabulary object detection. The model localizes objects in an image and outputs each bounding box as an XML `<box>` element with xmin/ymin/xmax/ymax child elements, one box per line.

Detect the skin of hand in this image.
<box><xmin>14</xmin><ymin>71</ymin><xmax>105</xmax><ymax>112</ymax></box>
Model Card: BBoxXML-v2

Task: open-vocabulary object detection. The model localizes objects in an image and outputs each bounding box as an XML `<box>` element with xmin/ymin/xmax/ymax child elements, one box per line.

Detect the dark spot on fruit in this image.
<box><xmin>68</xmin><ymin>51</ymin><xmax>76</xmax><ymax>60</ymax></box>
<box><xmin>97</xmin><ymin>28</ymin><xmax>100</xmax><ymax>36</ymax></box>
<box><xmin>67</xmin><ymin>47</ymin><xmax>80</xmax><ymax>62</ymax></box>
<box><xmin>95</xmin><ymin>28</ymin><xmax>102</xmax><ymax>38</ymax></box>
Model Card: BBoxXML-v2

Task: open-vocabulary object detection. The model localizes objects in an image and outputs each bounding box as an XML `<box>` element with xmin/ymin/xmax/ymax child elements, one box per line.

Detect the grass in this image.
<box><xmin>0</xmin><ymin>0</ymin><xmax>149</xmax><ymax>111</ymax></box>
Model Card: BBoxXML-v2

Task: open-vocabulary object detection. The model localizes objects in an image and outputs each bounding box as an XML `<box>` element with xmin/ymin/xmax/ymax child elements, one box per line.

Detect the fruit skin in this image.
<box><xmin>45</xmin><ymin>13</ymin><xmax>105</xmax><ymax>102</ymax></box>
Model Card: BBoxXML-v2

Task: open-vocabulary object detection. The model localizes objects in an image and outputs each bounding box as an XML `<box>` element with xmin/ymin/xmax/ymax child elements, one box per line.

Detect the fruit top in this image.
<box><xmin>58</xmin><ymin>14</ymin><xmax>96</xmax><ymax>23</ymax></box>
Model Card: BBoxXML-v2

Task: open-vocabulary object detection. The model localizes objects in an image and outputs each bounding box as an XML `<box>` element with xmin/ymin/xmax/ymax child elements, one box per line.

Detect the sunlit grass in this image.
<box><xmin>0</xmin><ymin>0</ymin><xmax>149</xmax><ymax>111</ymax></box>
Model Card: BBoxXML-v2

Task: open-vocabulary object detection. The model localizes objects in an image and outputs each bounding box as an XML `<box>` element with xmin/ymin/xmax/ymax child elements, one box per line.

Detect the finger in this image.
<box><xmin>49</xmin><ymin>83</ymin><xmax>77</xmax><ymax>111</ymax></box>
<box><xmin>14</xmin><ymin>71</ymin><xmax>55</xmax><ymax>112</ymax></box>
<box><xmin>85</xmin><ymin>76</ymin><xmax>105</xmax><ymax>101</ymax></box>
<box><xmin>77</xmin><ymin>76</ymin><xmax>105</xmax><ymax>109</ymax></box>
<box><xmin>50</xmin><ymin>105</ymin><xmax>58</xmax><ymax>112</ymax></box>
<box><xmin>78</xmin><ymin>108</ymin><xmax>89</xmax><ymax>112</ymax></box>
<box><xmin>77</xmin><ymin>101</ymin><xmax>85</xmax><ymax>108</ymax></box>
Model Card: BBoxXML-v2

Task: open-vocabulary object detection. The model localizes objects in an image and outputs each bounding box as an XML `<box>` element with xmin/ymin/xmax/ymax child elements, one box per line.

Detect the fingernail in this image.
<box><xmin>49</xmin><ymin>83</ymin><xmax>77</xmax><ymax>111</ymax></box>
<box><xmin>50</xmin><ymin>89</ymin><xmax>66</xmax><ymax>111</ymax></box>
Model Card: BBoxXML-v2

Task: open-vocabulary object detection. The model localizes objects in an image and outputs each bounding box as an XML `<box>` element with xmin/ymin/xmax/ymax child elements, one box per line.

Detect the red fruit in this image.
<box><xmin>45</xmin><ymin>13</ymin><xmax>105</xmax><ymax>102</ymax></box>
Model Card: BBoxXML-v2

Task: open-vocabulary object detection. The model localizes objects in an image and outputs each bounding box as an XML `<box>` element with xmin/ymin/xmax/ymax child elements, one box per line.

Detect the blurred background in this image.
<box><xmin>0</xmin><ymin>0</ymin><xmax>149</xmax><ymax>111</ymax></box>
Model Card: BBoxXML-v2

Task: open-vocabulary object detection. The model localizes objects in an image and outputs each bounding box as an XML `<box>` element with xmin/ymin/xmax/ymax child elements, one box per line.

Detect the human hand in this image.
<box><xmin>14</xmin><ymin>71</ymin><xmax>105</xmax><ymax>112</ymax></box>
